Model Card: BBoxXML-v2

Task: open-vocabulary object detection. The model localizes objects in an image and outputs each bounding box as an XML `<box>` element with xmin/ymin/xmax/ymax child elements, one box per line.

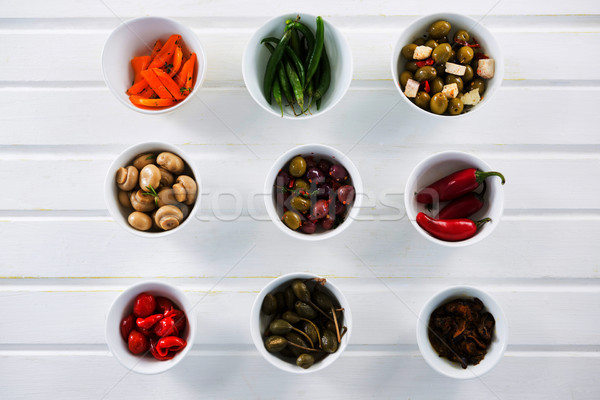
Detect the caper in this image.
<box><xmin>405</xmin><ymin>60</ymin><xmax>418</xmax><ymax>73</ymax></box>
<box><xmin>265</xmin><ymin>336</ymin><xmax>287</xmax><ymax>353</ymax></box>
<box><xmin>282</xmin><ymin>310</ymin><xmax>301</xmax><ymax>324</ymax></box>
<box><xmin>428</xmin><ymin>20</ymin><xmax>451</xmax><ymax>39</ymax></box>
<box><xmin>463</xmin><ymin>65</ymin><xmax>474</xmax><ymax>82</ymax></box>
<box><xmin>457</xmin><ymin>46</ymin><xmax>474</xmax><ymax>64</ymax></box>
<box><xmin>401</xmin><ymin>43</ymin><xmax>417</xmax><ymax>59</ymax></box>
<box><xmin>286</xmin><ymin>332</ymin><xmax>308</xmax><ymax>357</ymax></box>
<box><xmin>431</xmin><ymin>43</ymin><xmax>452</xmax><ymax>64</ymax></box>
<box><xmin>303</xmin><ymin>321</ymin><xmax>319</xmax><ymax>345</ymax></box>
<box><xmin>469</xmin><ymin>78</ymin><xmax>486</xmax><ymax>96</ymax></box>
<box><xmin>293</xmin><ymin>179</ymin><xmax>310</xmax><ymax>191</ymax></box>
<box><xmin>288</xmin><ymin>156</ymin><xmax>307</xmax><ymax>177</ymax></box>
<box><xmin>414</xmin><ymin>66</ymin><xmax>437</xmax><ymax>82</ymax></box>
<box><xmin>296</xmin><ymin>354</ymin><xmax>315</xmax><ymax>369</ymax></box>
<box><xmin>415</xmin><ymin>91</ymin><xmax>431</xmax><ymax>110</ymax></box>
<box><xmin>313</xmin><ymin>291</ymin><xmax>334</xmax><ymax>311</ymax></box>
<box><xmin>321</xmin><ymin>330</ymin><xmax>338</xmax><ymax>353</ymax></box>
<box><xmin>454</xmin><ymin>29</ymin><xmax>470</xmax><ymax>43</ymax></box>
<box><xmin>291</xmin><ymin>279</ymin><xmax>311</xmax><ymax>302</ymax></box>
<box><xmin>295</xmin><ymin>301</ymin><xmax>317</xmax><ymax>319</ymax></box>
<box><xmin>430</xmin><ymin>92</ymin><xmax>449</xmax><ymax>115</ymax></box>
<box><xmin>399</xmin><ymin>71</ymin><xmax>413</xmax><ymax>88</ymax></box>
<box><xmin>430</xmin><ymin>77</ymin><xmax>444</xmax><ymax>94</ymax></box>
<box><xmin>269</xmin><ymin>319</ymin><xmax>294</xmax><ymax>335</ymax></box>
<box><xmin>290</xmin><ymin>196</ymin><xmax>311</xmax><ymax>213</ymax></box>
<box><xmin>261</xmin><ymin>293</ymin><xmax>277</xmax><ymax>315</ymax></box>
<box><xmin>445</xmin><ymin>75</ymin><xmax>464</xmax><ymax>92</ymax></box>
<box><xmin>424</xmin><ymin>39</ymin><xmax>438</xmax><ymax>49</ymax></box>
<box><xmin>449</xmin><ymin>98</ymin><xmax>464</xmax><ymax>115</ymax></box>
<box><xmin>282</xmin><ymin>211</ymin><xmax>302</xmax><ymax>230</ymax></box>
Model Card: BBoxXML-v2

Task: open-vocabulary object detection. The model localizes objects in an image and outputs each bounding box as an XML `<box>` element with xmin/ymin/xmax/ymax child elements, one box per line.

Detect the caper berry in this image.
<box><xmin>313</xmin><ymin>291</ymin><xmax>334</xmax><ymax>311</ymax></box>
<box><xmin>269</xmin><ymin>319</ymin><xmax>293</xmax><ymax>335</ymax></box>
<box><xmin>265</xmin><ymin>336</ymin><xmax>287</xmax><ymax>353</ymax></box>
<box><xmin>295</xmin><ymin>301</ymin><xmax>317</xmax><ymax>319</ymax></box>
<box><xmin>291</xmin><ymin>280</ymin><xmax>311</xmax><ymax>302</ymax></box>
<box><xmin>262</xmin><ymin>293</ymin><xmax>277</xmax><ymax>315</ymax></box>
<box><xmin>296</xmin><ymin>353</ymin><xmax>315</xmax><ymax>369</ymax></box>
<box><xmin>321</xmin><ymin>330</ymin><xmax>338</xmax><ymax>353</ymax></box>
<box><xmin>282</xmin><ymin>310</ymin><xmax>301</xmax><ymax>324</ymax></box>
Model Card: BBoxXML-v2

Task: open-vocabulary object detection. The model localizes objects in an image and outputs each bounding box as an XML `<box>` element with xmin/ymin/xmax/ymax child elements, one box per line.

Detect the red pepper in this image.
<box><xmin>438</xmin><ymin>182</ymin><xmax>486</xmax><ymax>219</ymax></box>
<box><xmin>423</xmin><ymin>80</ymin><xmax>430</xmax><ymax>93</ymax></box>
<box><xmin>155</xmin><ymin>297</ymin><xmax>174</xmax><ymax>315</ymax></box>
<box><xmin>120</xmin><ymin>314</ymin><xmax>134</xmax><ymax>341</ymax></box>
<box><xmin>154</xmin><ymin>313</ymin><xmax>179</xmax><ymax>337</ymax></box>
<box><xmin>150</xmin><ymin>338</ymin><xmax>175</xmax><ymax>361</ymax></box>
<box><xmin>474</xmin><ymin>53</ymin><xmax>489</xmax><ymax>60</ymax></box>
<box><xmin>416</xmin><ymin>168</ymin><xmax>505</xmax><ymax>204</ymax></box>
<box><xmin>156</xmin><ymin>336</ymin><xmax>186</xmax><ymax>357</ymax></box>
<box><xmin>416</xmin><ymin>58</ymin><xmax>434</xmax><ymax>68</ymax></box>
<box><xmin>136</xmin><ymin>314</ymin><xmax>164</xmax><ymax>330</ymax></box>
<box><xmin>416</xmin><ymin>212</ymin><xmax>491</xmax><ymax>242</ymax></box>
<box><xmin>454</xmin><ymin>39</ymin><xmax>480</xmax><ymax>48</ymax></box>
<box><xmin>288</xmin><ymin>179</ymin><xmax>295</xmax><ymax>189</ymax></box>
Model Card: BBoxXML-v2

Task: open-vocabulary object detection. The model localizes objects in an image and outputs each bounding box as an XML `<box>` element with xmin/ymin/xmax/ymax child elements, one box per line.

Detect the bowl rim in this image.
<box><xmin>416</xmin><ymin>285</ymin><xmax>508</xmax><ymax>379</ymax></box>
<box><xmin>390</xmin><ymin>12</ymin><xmax>504</xmax><ymax>119</ymax></box>
<box><xmin>404</xmin><ymin>150</ymin><xmax>504</xmax><ymax>247</ymax></box>
<box><xmin>242</xmin><ymin>12</ymin><xmax>353</xmax><ymax>120</ymax></box>
<box><xmin>249</xmin><ymin>272</ymin><xmax>353</xmax><ymax>374</ymax></box>
<box><xmin>105</xmin><ymin>280</ymin><xmax>197</xmax><ymax>375</ymax></box>
<box><xmin>104</xmin><ymin>141</ymin><xmax>202</xmax><ymax>238</ymax></box>
<box><xmin>263</xmin><ymin>144</ymin><xmax>363</xmax><ymax>241</ymax></box>
<box><xmin>101</xmin><ymin>16</ymin><xmax>207</xmax><ymax>115</ymax></box>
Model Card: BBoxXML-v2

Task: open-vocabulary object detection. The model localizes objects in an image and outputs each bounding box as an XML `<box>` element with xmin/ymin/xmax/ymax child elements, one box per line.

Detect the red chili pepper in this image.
<box><xmin>136</xmin><ymin>314</ymin><xmax>164</xmax><ymax>330</ymax></box>
<box><xmin>454</xmin><ymin>39</ymin><xmax>481</xmax><ymax>48</ymax></box>
<box><xmin>423</xmin><ymin>80</ymin><xmax>430</xmax><ymax>93</ymax></box>
<box><xmin>288</xmin><ymin>179</ymin><xmax>295</xmax><ymax>189</ymax></box>
<box><xmin>415</xmin><ymin>58</ymin><xmax>434</xmax><ymax>68</ymax></box>
<box><xmin>416</xmin><ymin>168</ymin><xmax>505</xmax><ymax>204</ymax></box>
<box><xmin>416</xmin><ymin>212</ymin><xmax>491</xmax><ymax>242</ymax></box>
<box><xmin>438</xmin><ymin>182</ymin><xmax>486</xmax><ymax>219</ymax></box>
<box><xmin>156</xmin><ymin>336</ymin><xmax>186</xmax><ymax>357</ymax></box>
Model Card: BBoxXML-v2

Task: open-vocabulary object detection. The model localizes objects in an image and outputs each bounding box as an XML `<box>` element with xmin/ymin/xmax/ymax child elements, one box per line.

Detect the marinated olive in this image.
<box><xmin>469</xmin><ymin>78</ymin><xmax>486</xmax><ymax>96</ymax></box>
<box><xmin>401</xmin><ymin>43</ymin><xmax>417</xmax><ymax>59</ymax></box>
<box><xmin>428</xmin><ymin>20</ymin><xmax>451</xmax><ymax>39</ymax></box>
<box><xmin>430</xmin><ymin>77</ymin><xmax>444</xmax><ymax>94</ymax></box>
<box><xmin>457</xmin><ymin>46</ymin><xmax>474</xmax><ymax>64</ymax></box>
<box><xmin>289</xmin><ymin>156</ymin><xmax>307</xmax><ymax>177</ymax></box>
<box><xmin>296</xmin><ymin>354</ymin><xmax>314</xmax><ymax>369</ymax></box>
<box><xmin>449</xmin><ymin>98</ymin><xmax>464</xmax><ymax>115</ymax></box>
<box><xmin>424</xmin><ymin>39</ymin><xmax>438</xmax><ymax>49</ymax></box>
<box><xmin>400</xmin><ymin>71</ymin><xmax>413</xmax><ymax>88</ymax></box>
<box><xmin>321</xmin><ymin>330</ymin><xmax>338</xmax><ymax>353</ymax></box>
<box><xmin>265</xmin><ymin>336</ymin><xmax>287</xmax><ymax>353</ymax></box>
<box><xmin>414</xmin><ymin>66</ymin><xmax>437</xmax><ymax>82</ymax></box>
<box><xmin>430</xmin><ymin>92</ymin><xmax>449</xmax><ymax>115</ymax></box>
<box><xmin>454</xmin><ymin>29</ymin><xmax>470</xmax><ymax>43</ymax></box>
<box><xmin>414</xmin><ymin>37</ymin><xmax>426</xmax><ymax>46</ymax></box>
<box><xmin>262</xmin><ymin>294</ymin><xmax>277</xmax><ymax>315</ymax></box>
<box><xmin>328</xmin><ymin>164</ymin><xmax>348</xmax><ymax>182</ymax></box>
<box><xmin>405</xmin><ymin>61</ymin><xmax>418</xmax><ymax>73</ymax></box>
<box><xmin>432</xmin><ymin>43</ymin><xmax>452</xmax><ymax>64</ymax></box>
<box><xmin>282</xmin><ymin>211</ymin><xmax>302</xmax><ymax>230</ymax></box>
<box><xmin>448</xmin><ymin>49</ymin><xmax>457</xmax><ymax>63</ymax></box>
<box><xmin>445</xmin><ymin>75</ymin><xmax>464</xmax><ymax>92</ymax></box>
<box><xmin>415</xmin><ymin>91</ymin><xmax>431</xmax><ymax>110</ymax></box>
<box><xmin>295</xmin><ymin>301</ymin><xmax>317</xmax><ymax>319</ymax></box>
<box><xmin>290</xmin><ymin>196</ymin><xmax>311</xmax><ymax>213</ymax></box>
<box><xmin>293</xmin><ymin>179</ymin><xmax>310</xmax><ymax>191</ymax></box>
<box><xmin>463</xmin><ymin>65</ymin><xmax>474</xmax><ymax>82</ymax></box>
<box><xmin>301</xmin><ymin>220</ymin><xmax>316</xmax><ymax>234</ymax></box>
<box><xmin>434</xmin><ymin>63</ymin><xmax>445</xmax><ymax>76</ymax></box>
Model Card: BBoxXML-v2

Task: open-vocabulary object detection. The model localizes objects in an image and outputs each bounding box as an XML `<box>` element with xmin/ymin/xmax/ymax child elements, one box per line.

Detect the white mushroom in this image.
<box><xmin>158</xmin><ymin>167</ymin><xmax>174</xmax><ymax>188</ymax></box>
<box><xmin>129</xmin><ymin>190</ymin><xmax>156</xmax><ymax>212</ymax></box>
<box><xmin>128</xmin><ymin>211</ymin><xmax>152</xmax><ymax>231</ymax></box>
<box><xmin>139</xmin><ymin>164</ymin><xmax>162</xmax><ymax>192</ymax></box>
<box><xmin>157</xmin><ymin>152</ymin><xmax>185</xmax><ymax>175</ymax></box>
<box><xmin>116</xmin><ymin>166</ymin><xmax>138</xmax><ymax>191</ymax></box>
<box><xmin>133</xmin><ymin>153</ymin><xmax>156</xmax><ymax>170</ymax></box>
<box><xmin>118</xmin><ymin>191</ymin><xmax>132</xmax><ymax>208</ymax></box>
<box><xmin>173</xmin><ymin>175</ymin><xmax>197</xmax><ymax>205</ymax></box>
<box><xmin>153</xmin><ymin>205</ymin><xmax>184</xmax><ymax>231</ymax></box>
<box><xmin>156</xmin><ymin>187</ymin><xmax>179</xmax><ymax>207</ymax></box>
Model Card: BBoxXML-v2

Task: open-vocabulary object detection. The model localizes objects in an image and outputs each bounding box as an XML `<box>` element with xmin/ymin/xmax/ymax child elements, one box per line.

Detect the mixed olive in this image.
<box><xmin>399</xmin><ymin>20</ymin><xmax>495</xmax><ymax>115</ymax></box>
<box><xmin>115</xmin><ymin>151</ymin><xmax>198</xmax><ymax>232</ymax></box>
<box><xmin>261</xmin><ymin>278</ymin><xmax>347</xmax><ymax>369</ymax></box>
<box><xmin>274</xmin><ymin>154</ymin><xmax>356</xmax><ymax>234</ymax></box>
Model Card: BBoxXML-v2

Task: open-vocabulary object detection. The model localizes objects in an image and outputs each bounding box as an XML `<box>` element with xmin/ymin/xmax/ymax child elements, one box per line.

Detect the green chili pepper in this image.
<box><xmin>290</xmin><ymin>28</ymin><xmax>302</xmax><ymax>59</ymax></box>
<box><xmin>263</xmin><ymin>29</ymin><xmax>293</xmax><ymax>104</ymax></box>
<box><xmin>273</xmin><ymin>78</ymin><xmax>283</xmax><ymax>117</ymax></box>
<box><xmin>305</xmin><ymin>16</ymin><xmax>324</xmax><ymax>87</ymax></box>
<box><xmin>261</xmin><ymin>37</ymin><xmax>305</xmax><ymax>88</ymax></box>
<box><xmin>284</xmin><ymin>57</ymin><xmax>304</xmax><ymax>110</ymax></box>
<box><xmin>286</xmin><ymin>22</ymin><xmax>315</xmax><ymax>67</ymax></box>
<box><xmin>310</xmin><ymin>49</ymin><xmax>330</xmax><ymax>108</ymax></box>
<box><xmin>264</xmin><ymin>43</ymin><xmax>296</xmax><ymax>112</ymax></box>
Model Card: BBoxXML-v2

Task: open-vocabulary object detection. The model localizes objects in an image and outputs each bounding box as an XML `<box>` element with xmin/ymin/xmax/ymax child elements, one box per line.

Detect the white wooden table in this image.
<box><xmin>1</xmin><ymin>1</ymin><xmax>599</xmax><ymax>398</ymax></box>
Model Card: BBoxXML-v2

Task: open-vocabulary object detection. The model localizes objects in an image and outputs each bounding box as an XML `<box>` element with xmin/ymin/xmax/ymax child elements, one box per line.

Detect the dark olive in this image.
<box><xmin>428</xmin><ymin>20</ymin><xmax>451</xmax><ymax>39</ymax></box>
<box><xmin>445</xmin><ymin>75</ymin><xmax>464</xmax><ymax>92</ymax></box>
<box><xmin>265</xmin><ymin>336</ymin><xmax>287</xmax><ymax>353</ymax></box>
<box><xmin>400</xmin><ymin>71</ymin><xmax>413</xmax><ymax>88</ymax></box>
<box><xmin>282</xmin><ymin>211</ymin><xmax>301</xmax><ymax>230</ymax></box>
<box><xmin>431</xmin><ymin>77</ymin><xmax>444</xmax><ymax>94</ymax></box>
<box><xmin>293</xmin><ymin>179</ymin><xmax>310</xmax><ymax>191</ymax></box>
<box><xmin>291</xmin><ymin>280</ymin><xmax>311</xmax><ymax>302</ymax></box>
<box><xmin>463</xmin><ymin>65</ymin><xmax>474</xmax><ymax>82</ymax></box>
<box><xmin>414</xmin><ymin>66</ymin><xmax>437</xmax><ymax>82</ymax></box>
<box><xmin>284</xmin><ymin>286</ymin><xmax>295</xmax><ymax>310</ymax></box>
<box><xmin>321</xmin><ymin>330</ymin><xmax>338</xmax><ymax>353</ymax></box>
<box><xmin>405</xmin><ymin>61</ymin><xmax>418</xmax><ymax>73</ymax></box>
<box><xmin>431</xmin><ymin>43</ymin><xmax>452</xmax><ymax>64</ymax></box>
<box><xmin>296</xmin><ymin>353</ymin><xmax>315</xmax><ymax>369</ymax></box>
<box><xmin>414</xmin><ymin>37</ymin><xmax>426</xmax><ymax>46</ymax></box>
<box><xmin>290</xmin><ymin>196</ymin><xmax>311</xmax><ymax>213</ymax></box>
<box><xmin>262</xmin><ymin>293</ymin><xmax>277</xmax><ymax>315</ymax></box>
<box><xmin>430</xmin><ymin>93</ymin><xmax>449</xmax><ymax>115</ymax></box>
<box><xmin>449</xmin><ymin>98</ymin><xmax>464</xmax><ymax>115</ymax></box>
<box><xmin>282</xmin><ymin>310</ymin><xmax>301</xmax><ymax>324</ymax></box>
<box><xmin>401</xmin><ymin>43</ymin><xmax>417</xmax><ymax>59</ymax></box>
<box><xmin>457</xmin><ymin>46</ymin><xmax>474</xmax><ymax>64</ymax></box>
<box><xmin>313</xmin><ymin>291</ymin><xmax>334</xmax><ymax>311</ymax></box>
<box><xmin>469</xmin><ymin>78</ymin><xmax>486</xmax><ymax>96</ymax></box>
<box><xmin>295</xmin><ymin>301</ymin><xmax>317</xmax><ymax>319</ymax></box>
<box><xmin>289</xmin><ymin>156</ymin><xmax>307</xmax><ymax>177</ymax></box>
<box><xmin>415</xmin><ymin>91</ymin><xmax>431</xmax><ymax>110</ymax></box>
<box><xmin>424</xmin><ymin>39</ymin><xmax>438</xmax><ymax>49</ymax></box>
<box><xmin>454</xmin><ymin>29</ymin><xmax>470</xmax><ymax>43</ymax></box>
<box><xmin>303</xmin><ymin>322</ymin><xmax>319</xmax><ymax>344</ymax></box>
<box><xmin>269</xmin><ymin>319</ymin><xmax>293</xmax><ymax>335</ymax></box>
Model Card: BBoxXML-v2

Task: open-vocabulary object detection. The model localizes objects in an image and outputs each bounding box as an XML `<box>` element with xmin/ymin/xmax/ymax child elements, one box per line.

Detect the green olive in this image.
<box><xmin>457</xmin><ymin>46</ymin><xmax>474</xmax><ymax>64</ymax></box>
<box><xmin>321</xmin><ymin>330</ymin><xmax>339</xmax><ymax>353</ymax></box>
<box><xmin>265</xmin><ymin>336</ymin><xmax>287</xmax><ymax>353</ymax></box>
<box><xmin>415</xmin><ymin>91</ymin><xmax>431</xmax><ymax>110</ymax></box>
<box><xmin>282</xmin><ymin>211</ymin><xmax>302</xmax><ymax>230</ymax></box>
<box><xmin>295</xmin><ymin>301</ymin><xmax>317</xmax><ymax>319</ymax></box>
<box><xmin>448</xmin><ymin>49</ymin><xmax>457</xmax><ymax>63</ymax></box>
<box><xmin>434</xmin><ymin>63</ymin><xmax>445</xmax><ymax>76</ymax></box>
<box><xmin>424</xmin><ymin>39</ymin><xmax>438</xmax><ymax>49</ymax></box>
<box><xmin>405</xmin><ymin>60</ymin><xmax>418</xmax><ymax>73</ymax></box>
<box><xmin>291</xmin><ymin>279</ymin><xmax>311</xmax><ymax>302</ymax></box>
<box><xmin>454</xmin><ymin>29</ymin><xmax>470</xmax><ymax>43</ymax></box>
<box><xmin>428</xmin><ymin>20</ymin><xmax>451</xmax><ymax>39</ymax></box>
<box><xmin>430</xmin><ymin>93</ymin><xmax>449</xmax><ymax>115</ymax></box>
<box><xmin>463</xmin><ymin>65</ymin><xmax>474</xmax><ymax>82</ymax></box>
<box><xmin>290</xmin><ymin>196</ymin><xmax>311</xmax><ymax>213</ymax></box>
<box><xmin>401</xmin><ymin>43</ymin><xmax>417</xmax><ymax>59</ymax></box>
<box><xmin>400</xmin><ymin>71</ymin><xmax>413</xmax><ymax>88</ymax></box>
<box><xmin>288</xmin><ymin>156</ymin><xmax>307</xmax><ymax>177</ymax></box>
<box><xmin>430</xmin><ymin>77</ymin><xmax>444</xmax><ymax>94</ymax></box>
<box><xmin>313</xmin><ymin>291</ymin><xmax>334</xmax><ymax>311</ymax></box>
<box><xmin>469</xmin><ymin>78</ymin><xmax>486</xmax><ymax>96</ymax></box>
<box><xmin>282</xmin><ymin>310</ymin><xmax>301</xmax><ymax>324</ymax></box>
<box><xmin>293</xmin><ymin>179</ymin><xmax>310</xmax><ymax>191</ymax></box>
<box><xmin>449</xmin><ymin>98</ymin><xmax>464</xmax><ymax>115</ymax></box>
<box><xmin>262</xmin><ymin>293</ymin><xmax>277</xmax><ymax>315</ymax></box>
<box><xmin>431</xmin><ymin>43</ymin><xmax>452</xmax><ymax>64</ymax></box>
<box><xmin>296</xmin><ymin>354</ymin><xmax>315</xmax><ymax>369</ymax></box>
<box><xmin>414</xmin><ymin>37</ymin><xmax>426</xmax><ymax>46</ymax></box>
<box><xmin>269</xmin><ymin>319</ymin><xmax>293</xmax><ymax>335</ymax></box>
<box><xmin>445</xmin><ymin>75</ymin><xmax>464</xmax><ymax>92</ymax></box>
<box><xmin>437</xmin><ymin>36</ymin><xmax>449</xmax><ymax>44</ymax></box>
<box><xmin>414</xmin><ymin>66</ymin><xmax>437</xmax><ymax>82</ymax></box>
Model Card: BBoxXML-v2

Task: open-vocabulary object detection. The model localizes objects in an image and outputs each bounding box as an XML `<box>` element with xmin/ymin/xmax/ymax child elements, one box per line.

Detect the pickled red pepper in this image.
<box><xmin>416</xmin><ymin>168</ymin><xmax>505</xmax><ymax>204</ymax></box>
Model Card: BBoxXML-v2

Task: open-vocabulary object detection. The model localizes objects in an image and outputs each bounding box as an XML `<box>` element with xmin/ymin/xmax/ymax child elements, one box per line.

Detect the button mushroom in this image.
<box><xmin>130</xmin><ymin>190</ymin><xmax>156</xmax><ymax>212</ymax></box>
<box><xmin>156</xmin><ymin>187</ymin><xmax>178</xmax><ymax>207</ymax></box>
<box><xmin>153</xmin><ymin>205</ymin><xmax>184</xmax><ymax>231</ymax></box>
<box><xmin>118</xmin><ymin>191</ymin><xmax>132</xmax><ymax>208</ymax></box>
<box><xmin>158</xmin><ymin>167</ymin><xmax>174</xmax><ymax>188</ymax></box>
<box><xmin>133</xmin><ymin>153</ymin><xmax>156</xmax><ymax>170</ymax></box>
<box><xmin>157</xmin><ymin>152</ymin><xmax>185</xmax><ymax>175</ymax></box>
<box><xmin>139</xmin><ymin>164</ymin><xmax>162</xmax><ymax>192</ymax></box>
<box><xmin>116</xmin><ymin>166</ymin><xmax>138</xmax><ymax>191</ymax></box>
<box><xmin>128</xmin><ymin>211</ymin><xmax>153</xmax><ymax>231</ymax></box>
<box><xmin>172</xmin><ymin>175</ymin><xmax>197</xmax><ymax>205</ymax></box>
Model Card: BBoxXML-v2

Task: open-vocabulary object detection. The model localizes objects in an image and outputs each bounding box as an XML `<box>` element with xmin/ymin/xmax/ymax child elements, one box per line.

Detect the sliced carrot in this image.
<box><xmin>148</xmin><ymin>34</ymin><xmax>182</xmax><ymax>69</ymax></box>
<box><xmin>153</xmin><ymin>68</ymin><xmax>185</xmax><ymax>100</ymax></box>
<box><xmin>150</xmin><ymin>40</ymin><xmax>163</xmax><ymax>60</ymax></box>
<box><xmin>126</xmin><ymin>79</ymin><xmax>149</xmax><ymax>95</ymax></box>
<box><xmin>130</xmin><ymin>95</ymin><xmax>178</xmax><ymax>108</ymax></box>
<box><xmin>131</xmin><ymin>56</ymin><xmax>151</xmax><ymax>84</ymax></box>
<box><xmin>140</xmin><ymin>69</ymin><xmax>173</xmax><ymax>99</ymax></box>
<box><xmin>175</xmin><ymin>53</ymin><xmax>196</xmax><ymax>90</ymax></box>
<box><xmin>169</xmin><ymin>47</ymin><xmax>183</xmax><ymax>77</ymax></box>
<box><xmin>184</xmin><ymin>53</ymin><xmax>196</xmax><ymax>90</ymax></box>
<box><xmin>138</xmin><ymin>86</ymin><xmax>156</xmax><ymax>99</ymax></box>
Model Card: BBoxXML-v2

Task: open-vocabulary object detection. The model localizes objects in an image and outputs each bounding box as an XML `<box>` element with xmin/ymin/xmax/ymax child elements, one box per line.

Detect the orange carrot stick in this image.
<box><xmin>138</xmin><ymin>87</ymin><xmax>156</xmax><ymax>99</ymax></box>
<box><xmin>140</xmin><ymin>69</ymin><xmax>173</xmax><ymax>99</ymax></box>
<box><xmin>131</xmin><ymin>56</ymin><xmax>151</xmax><ymax>84</ymax></box>
<box><xmin>127</xmin><ymin>79</ymin><xmax>149</xmax><ymax>95</ymax></box>
<box><xmin>169</xmin><ymin>47</ymin><xmax>183</xmax><ymax>77</ymax></box>
<box><xmin>148</xmin><ymin>34</ymin><xmax>181</xmax><ymax>69</ymax></box>
<box><xmin>175</xmin><ymin>53</ymin><xmax>196</xmax><ymax>89</ymax></box>
<box><xmin>150</xmin><ymin>40</ymin><xmax>163</xmax><ymax>60</ymax></box>
<box><xmin>130</xmin><ymin>95</ymin><xmax>178</xmax><ymax>107</ymax></box>
<box><xmin>153</xmin><ymin>68</ymin><xmax>185</xmax><ymax>100</ymax></box>
<box><xmin>184</xmin><ymin>53</ymin><xmax>196</xmax><ymax>90</ymax></box>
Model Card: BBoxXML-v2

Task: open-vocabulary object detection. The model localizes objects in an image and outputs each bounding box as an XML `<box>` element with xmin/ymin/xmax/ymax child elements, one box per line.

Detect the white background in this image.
<box><xmin>1</xmin><ymin>1</ymin><xmax>599</xmax><ymax>399</ymax></box>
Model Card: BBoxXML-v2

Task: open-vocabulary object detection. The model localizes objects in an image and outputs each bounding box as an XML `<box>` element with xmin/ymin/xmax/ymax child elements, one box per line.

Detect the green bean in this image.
<box><xmin>264</xmin><ymin>43</ymin><xmax>295</xmax><ymax>111</ymax></box>
<box><xmin>311</xmin><ymin>49</ymin><xmax>330</xmax><ymax>107</ymax></box>
<box><xmin>305</xmin><ymin>16</ymin><xmax>324</xmax><ymax>87</ymax></box>
<box><xmin>261</xmin><ymin>37</ymin><xmax>306</xmax><ymax>88</ymax></box>
<box><xmin>263</xmin><ymin>29</ymin><xmax>293</xmax><ymax>104</ymax></box>
<box><xmin>286</xmin><ymin>22</ymin><xmax>315</xmax><ymax>67</ymax></box>
<box><xmin>272</xmin><ymin>78</ymin><xmax>283</xmax><ymax>117</ymax></box>
<box><xmin>284</xmin><ymin>57</ymin><xmax>304</xmax><ymax>110</ymax></box>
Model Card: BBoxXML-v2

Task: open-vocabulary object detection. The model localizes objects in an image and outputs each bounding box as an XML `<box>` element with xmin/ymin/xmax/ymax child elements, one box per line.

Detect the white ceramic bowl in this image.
<box><xmin>102</xmin><ymin>16</ymin><xmax>207</xmax><ymax>114</ymax></box>
<box><xmin>250</xmin><ymin>273</ymin><xmax>352</xmax><ymax>374</ymax></box>
<box><xmin>264</xmin><ymin>144</ymin><xmax>363</xmax><ymax>241</ymax></box>
<box><xmin>105</xmin><ymin>142</ymin><xmax>201</xmax><ymax>237</ymax></box>
<box><xmin>391</xmin><ymin>13</ymin><xmax>504</xmax><ymax>118</ymax></box>
<box><xmin>416</xmin><ymin>286</ymin><xmax>508</xmax><ymax>379</ymax></box>
<box><xmin>242</xmin><ymin>13</ymin><xmax>353</xmax><ymax>119</ymax></box>
<box><xmin>105</xmin><ymin>280</ymin><xmax>196</xmax><ymax>374</ymax></box>
<box><xmin>404</xmin><ymin>151</ymin><xmax>504</xmax><ymax>247</ymax></box>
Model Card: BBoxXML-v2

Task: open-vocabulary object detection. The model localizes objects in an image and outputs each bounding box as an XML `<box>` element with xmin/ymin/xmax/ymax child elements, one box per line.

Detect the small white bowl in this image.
<box><xmin>416</xmin><ymin>286</ymin><xmax>508</xmax><ymax>379</ymax></box>
<box><xmin>250</xmin><ymin>273</ymin><xmax>352</xmax><ymax>374</ymax></box>
<box><xmin>105</xmin><ymin>142</ymin><xmax>201</xmax><ymax>238</ymax></box>
<box><xmin>102</xmin><ymin>16</ymin><xmax>207</xmax><ymax>114</ymax></box>
<box><xmin>264</xmin><ymin>144</ymin><xmax>363</xmax><ymax>241</ymax></box>
<box><xmin>391</xmin><ymin>13</ymin><xmax>504</xmax><ymax>118</ymax></box>
<box><xmin>404</xmin><ymin>151</ymin><xmax>504</xmax><ymax>247</ymax></box>
<box><xmin>242</xmin><ymin>13</ymin><xmax>353</xmax><ymax>119</ymax></box>
<box><xmin>105</xmin><ymin>280</ymin><xmax>196</xmax><ymax>375</ymax></box>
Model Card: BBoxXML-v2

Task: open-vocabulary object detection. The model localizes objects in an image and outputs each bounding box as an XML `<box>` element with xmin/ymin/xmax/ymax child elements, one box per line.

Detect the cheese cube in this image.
<box><xmin>461</xmin><ymin>89</ymin><xmax>481</xmax><ymax>106</ymax></box>
<box><xmin>442</xmin><ymin>83</ymin><xmax>459</xmax><ymax>99</ymax></box>
<box><xmin>413</xmin><ymin>45</ymin><xmax>432</xmax><ymax>60</ymax></box>
<box><xmin>477</xmin><ymin>59</ymin><xmax>495</xmax><ymax>79</ymax></box>
<box><xmin>404</xmin><ymin>79</ymin><xmax>419</xmax><ymax>98</ymax></box>
<box><xmin>445</xmin><ymin>62</ymin><xmax>466</xmax><ymax>76</ymax></box>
